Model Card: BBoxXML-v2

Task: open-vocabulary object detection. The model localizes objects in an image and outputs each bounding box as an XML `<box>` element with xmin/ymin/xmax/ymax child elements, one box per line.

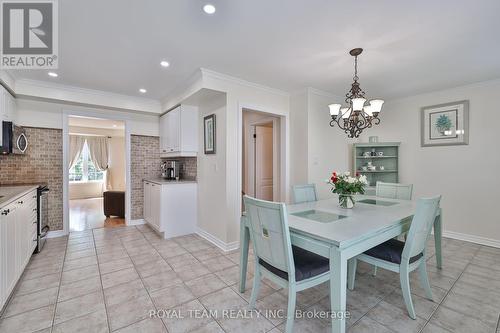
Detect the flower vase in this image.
<box><xmin>339</xmin><ymin>194</ymin><xmax>355</xmax><ymax>209</ymax></box>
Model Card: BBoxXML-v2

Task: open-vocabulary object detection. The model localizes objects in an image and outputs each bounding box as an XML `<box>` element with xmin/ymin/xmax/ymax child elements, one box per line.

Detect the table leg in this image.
<box><xmin>239</xmin><ymin>216</ymin><xmax>250</xmax><ymax>293</ymax></box>
<box><xmin>434</xmin><ymin>212</ymin><xmax>443</xmax><ymax>269</ymax></box>
<box><xmin>330</xmin><ymin>247</ymin><xmax>347</xmax><ymax>333</ymax></box>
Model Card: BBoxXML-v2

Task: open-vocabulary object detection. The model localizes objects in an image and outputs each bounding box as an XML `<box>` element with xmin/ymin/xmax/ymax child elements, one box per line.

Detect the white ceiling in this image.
<box><xmin>10</xmin><ymin>0</ymin><xmax>500</xmax><ymax>101</ymax></box>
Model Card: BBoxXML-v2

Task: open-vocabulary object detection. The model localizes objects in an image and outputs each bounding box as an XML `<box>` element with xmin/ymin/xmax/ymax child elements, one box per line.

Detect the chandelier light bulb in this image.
<box><xmin>369</xmin><ymin>99</ymin><xmax>385</xmax><ymax>113</ymax></box>
<box><xmin>352</xmin><ymin>98</ymin><xmax>366</xmax><ymax>111</ymax></box>
<box><xmin>363</xmin><ymin>105</ymin><xmax>374</xmax><ymax>117</ymax></box>
<box><xmin>329</xmin><ymin>104</ymin><xmax>342</xmax><ymax>116</ymax></box>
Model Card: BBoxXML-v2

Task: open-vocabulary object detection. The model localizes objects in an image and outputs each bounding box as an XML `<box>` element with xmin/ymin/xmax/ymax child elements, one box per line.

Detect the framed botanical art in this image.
<box><xmin>421</xmin><ymin>100</ymin><xmax>469</xmax><ymax>147</ymax></box>
<box><xmin>204</xmin><ymin>114</ymin><xmax>216</xmax><ymax>154</ymax></box>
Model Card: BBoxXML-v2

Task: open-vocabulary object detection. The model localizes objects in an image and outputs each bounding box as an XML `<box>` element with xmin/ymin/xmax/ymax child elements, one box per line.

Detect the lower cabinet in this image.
<box><xmin>0</xmin><ymin>189</ymin><xmax>37</xmax><ymax>311</ymax></box>
<box><xmin>143</xmin><ymin>181</ymin><xmax>197</xmax><ymax>239</ymax></box>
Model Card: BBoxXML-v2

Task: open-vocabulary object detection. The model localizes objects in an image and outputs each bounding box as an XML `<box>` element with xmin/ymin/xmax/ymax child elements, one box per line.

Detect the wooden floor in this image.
<box><xmin>69</xmin><ymin>197</ymin><xmax>125</xmax><ymax>232</ymax></box>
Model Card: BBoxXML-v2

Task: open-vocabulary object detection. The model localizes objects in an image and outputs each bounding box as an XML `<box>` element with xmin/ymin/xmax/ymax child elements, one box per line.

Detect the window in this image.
<box><xmin>69</xmin><ymin>142</ymin><xmax>104</xmax><ymax>182</ymax></box>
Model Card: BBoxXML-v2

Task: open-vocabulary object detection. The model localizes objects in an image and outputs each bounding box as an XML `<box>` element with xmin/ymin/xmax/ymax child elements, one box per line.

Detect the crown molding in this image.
<box><xmin>200</xmin><ymin>68</ymin><xmax>290</xmax><ymax>97</ymax></box>
<box><xmin>161</xmin><ymin>68</ymin><xmax>204</xmax><ymax>112</ymax></box>
<box><xmin>0</xmin><ymin>70</ymin><xmax>16</xmax><ymax>95</ymax></box>
<box><xmin>14</xmin><ymin>79</ymin><xmax>162</xmax><ymax>113</ymax></box>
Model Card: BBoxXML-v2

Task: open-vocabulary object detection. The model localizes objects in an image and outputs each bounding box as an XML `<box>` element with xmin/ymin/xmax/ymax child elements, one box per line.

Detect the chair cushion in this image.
<box><xmin>364</xmin><ymin>239</ymin><xmax>423</xmax><ymax>264</ymax></box>
<box><xmin>259</xmin><ymin>246</ymin><xmax>329</xmax><ymax>281</ymax></box>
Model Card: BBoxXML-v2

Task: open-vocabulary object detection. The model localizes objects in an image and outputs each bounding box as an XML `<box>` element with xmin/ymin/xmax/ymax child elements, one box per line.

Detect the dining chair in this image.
<box><xmin>376</xmin><ymin>181</ymin><xmax>413</xmax><ymax>200</ymax></box>
<box><xmin>292</xmin><ymin>184</ymin><xmax>318</xmax><ymax>204</ymax></box>
<box><xmin>347</xmin><ymin>195</ymin><xmax>441</xmax><ymax>319</ymax></box>
<box><xmin>244</xmin><ymin>195</ymin><xmax>331</xmax><ymax>333</ymax></box>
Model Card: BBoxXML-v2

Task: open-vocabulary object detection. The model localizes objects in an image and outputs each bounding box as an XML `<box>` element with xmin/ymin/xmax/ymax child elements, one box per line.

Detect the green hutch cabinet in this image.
<box><xmin>353</xmin><ymin>142</ymin><xmax>400</xmax><ymax>195</ymax></box>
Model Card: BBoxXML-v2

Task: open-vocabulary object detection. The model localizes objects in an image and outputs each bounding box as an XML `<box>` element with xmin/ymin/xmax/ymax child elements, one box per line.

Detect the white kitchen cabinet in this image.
<box><xmin>0</xmin><ymin>85</ymin><xmax>17</xmax><ymax>147</ymax></box>
<box><xmin>0</xmin><ymin>189</ymin><xmax>37</xmax><ymax>311</ymax></box>
<box><xmin>160</xmin><ymin>105</ymin><xmax>198</xmax><ymax>157</ymax></box>
<box><xmin>143</xmin><ymin>180</ymin><xmax>197</xmax><ymax>239</ymax></box>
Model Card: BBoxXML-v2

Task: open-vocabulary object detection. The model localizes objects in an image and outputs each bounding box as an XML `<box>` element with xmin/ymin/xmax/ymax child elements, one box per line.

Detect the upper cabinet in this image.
<box><xmin>160</xmin><ymin>105</ymin><xmax>198</xmax><ymax>157</ymax></box>
<box><xmin>0</xmin><ymin>85</ymin><xmax>17</xmax><ymax>147</ymax></box>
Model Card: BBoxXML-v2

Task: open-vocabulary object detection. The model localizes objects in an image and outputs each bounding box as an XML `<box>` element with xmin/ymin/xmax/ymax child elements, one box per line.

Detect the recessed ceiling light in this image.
<box><xmin>139</xmin><ymin>88</ymin><xmax>147</xmax><ymax>93</ymax></box>
<box><xmin>160</xmin><ymin>60</ymin><xmax>170</xmax><ymax>68</ymax></box>
<box><xmin>112</xmin><ymin>124</ymin><xmax>117</xmax><ymax>128</ymax></box>
<box><xmin>203</xmin><ymin>4</ymin><xmax>216</xmax><ymax>14</ymax></box>
<box><xmin>48</xmin><ymin>72</ymin><xmax>58</xmax><ymax>77</ymax></box>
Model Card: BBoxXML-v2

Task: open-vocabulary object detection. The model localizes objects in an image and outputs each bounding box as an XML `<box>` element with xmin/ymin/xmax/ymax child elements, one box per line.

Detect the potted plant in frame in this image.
<box><xmin>328</xmin><ymin>171</ymin><xmax>368</xmax><ymax>209</ymax></box>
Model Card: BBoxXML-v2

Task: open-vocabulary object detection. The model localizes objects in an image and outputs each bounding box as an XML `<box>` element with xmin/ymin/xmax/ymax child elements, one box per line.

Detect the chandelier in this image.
<box><xmin>328</xmin><ymin>48</ymin><xmax>384</xmax><ymax>138</ymax></box>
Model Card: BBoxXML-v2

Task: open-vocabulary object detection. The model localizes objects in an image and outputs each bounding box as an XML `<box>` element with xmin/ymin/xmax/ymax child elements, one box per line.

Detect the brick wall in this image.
<box><xmin>131</xmin><ymin>134</ymin><xmax>161</xmax><ymax>220</ymax></box>
<box><xmin>0</xmin><ymin>127</ymin><xmax>63</xmax><ymax>231</ymax></box>
<box><xmin>162</xmin><ymin>157</ymin><xmax>197</xmax><ymax>180</ymax></box>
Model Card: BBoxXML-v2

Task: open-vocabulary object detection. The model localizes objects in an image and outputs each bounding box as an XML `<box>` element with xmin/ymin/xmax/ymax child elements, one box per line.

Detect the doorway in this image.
<box><xmin>66</xmin><ymin>116</ymin><xmax>126</xmax><ymax>232</ymax></box>
<box><xmin>242</xmin><ymin>109</ymin><xmax>281</xmax><ymax>202</ymax></box>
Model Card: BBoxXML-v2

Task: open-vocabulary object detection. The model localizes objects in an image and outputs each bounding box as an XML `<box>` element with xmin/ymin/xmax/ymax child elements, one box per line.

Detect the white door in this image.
<box><xmin>143</xmin><ymin>182</ymin><xmax>151</xmax><ymax>223</ymax></box>
<box><xmin>159</xmin><ymin>114</ymin><xmax>168</xmax><ymax>154</ymax></box>
<box><xmin>168</xmin><ymin>108</ymin><xmax>181</xmax><ymax>152</ymax></box>
<box><xmin>255</xmin><ymin>126</ymin><xmax>274</xmax><ymax>201</ymax></box>
<box><xmin>150</xmin><ymin>183</ymin><xmax>161</xmax><ymax>229</ymax></box>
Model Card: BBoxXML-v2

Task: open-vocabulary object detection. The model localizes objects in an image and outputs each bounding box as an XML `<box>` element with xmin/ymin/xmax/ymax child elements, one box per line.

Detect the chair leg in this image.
<box><xmin>348</xmin><ymin>258</ymin><xmax>357</xmax><ymax>290</ymax></box>
<box><xmin>372</xmin><ymin>266</ymin><xmax>378</xmax><ymax>276</ymax></box>
<box><xmin>400</xmin><ymin>265</ymin><xmax>416</xmax><ymax>319</ymax></box>
<box><xmin>285</xmin><ymin>285</ymin><xmax>297</xmax><ymax>333</ymax></box>
<box><xmin>418</xmin><ymin>260</ymin><xmax>433</xmax><ymax>301</ymax></box>
<box><xmin>249</xmin><ymin>263</ymin><xmax>261</xmax><ymax>309</ymax></box>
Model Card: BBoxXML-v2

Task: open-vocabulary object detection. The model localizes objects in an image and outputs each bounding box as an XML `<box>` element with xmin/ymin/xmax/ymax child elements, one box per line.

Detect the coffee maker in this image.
<box><xmin>161</xmin><ymin>160</ymin><xmax>180</xmax><ymax>180</ymax></box>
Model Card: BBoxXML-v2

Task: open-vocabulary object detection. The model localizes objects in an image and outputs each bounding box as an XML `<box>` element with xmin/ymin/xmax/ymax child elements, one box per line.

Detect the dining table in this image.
<box><xmin>238</xmin><ymin>194</ymin><xmax>442</xmax><ymax>333</ymax></box>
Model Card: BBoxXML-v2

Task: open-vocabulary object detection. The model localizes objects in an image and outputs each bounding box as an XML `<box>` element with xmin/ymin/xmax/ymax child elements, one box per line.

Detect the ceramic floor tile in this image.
<box><xmin>114</xmin><ymin>317</ymin><xmax>167</xmax><ymax>333</ymax></box>
<box><xmin>203</xmin><ymin>256</ymin><xmax>236</xmax><ymax>273</ymax></box>
<box><xmin>51</xmin><ymin>309</ymin><xmax>108</xmax><ymax>333</ymax></box>
<box><xmin>61</xmin><ymin>264</ymin><xmax>99</xmax><ymax>285</ymax></box>
<box><xmin>347</xmin><ymin>316</ymin><xmax>394</xmax><ymax>333</ymax></box>
<box><xmin>15</xmin><ymin>273</ymin><xmax>61</xmax><ymax>296</ymax></box>
<box><xmin>185</xmin><ymin>273</ymin><xmax>227</xmax><ymax>298</ymax></box>
<box><xmin>103</xmin><ymin>278</ymin><xmax>148</xmax><ymax>307</ymax></box>
<box><xmin>150</xmin><ymin>283</ymin><xmax>196</xmax><ymax>310</ymax></box>
<box><xmin>199</xmin><ymin>287</ymin><xmax>248</xmax><ymax>312</ymax></box>
<box><xmin>175</xmin><ymin>263</ymin><xmax>212</xmax><ymax>281</ymax></box>
<box><xmin>57</xmin><ymin>275</ymin><xmax>102</xmax><ymax>302</ymax></box>
<box><xmin>0</xmin><ymin>304</ymin><xmax>55</xmax><ymax>333</ymax></box>
<box><xmin>106</xmin><ymin>294</ymin><xmax>155</xmax><ymax>331</ymax></box>
<box><xmin>255</xmin><ymin>291</ymin><xmax>289</xmax><ymax>325</ymax></box>
<box><xmin>98</xmin><ymin>257</ymin><xmax>134</xmax><ymax>275</ymax></box>
<box><xmin>2</xmin><ymin>287</ymin><xmax>59</xmax><ymax>318</ymax></box>
<box><xmin>54</xmin><ymin>290</ymin><xmax>105</xmax><ymax>325</ymax></box>
<box><xmin>63</xmin><ymin>255</ymin><xmax>98</xmax><ymax>271</ymax></box>
<box><xmin>142</xmin><ymin>270</ymin><xmax>183</xmax><ymax>292</ymax></box>
<box><xmin>161</xmin><ymin>299</ymin><xmax>214</xmax><ymax>333</ymax></box>
<box><xmin>101</xmin><ymin>266</ymin><xmax>139</xmax><ymax>289</ymax></box>
<box><xmin>64</xmin><ymin>248</ymin><xmax>96</xmax><ymax>261</ymax></box>
<box><xmin>366</xmin><ymin>300</ymin><xmax>426</xmax><ymax>333</ymax></box>
<box><xmin>134</xmin><ymin>259</ymin><xmax>173</xmax><ymax>279</ymax></box>
<box><xmin>384</xmin><ymin>288</ymin><xmax>439</xmax><ymax>320</ymax></box>
<box><xmin>428</xmin><ymin>306</ymin><xmax>494</xmax><ymax>333</ymax></box>
<box><xmin>441</xmin><ymin>291</ymin><xmax>500</xmax><ymax>328</ymax></box>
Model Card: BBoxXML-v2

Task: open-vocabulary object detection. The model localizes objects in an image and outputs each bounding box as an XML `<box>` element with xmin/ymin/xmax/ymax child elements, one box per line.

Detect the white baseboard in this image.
<box><xmin>47</xmin><ymin>230</ymin><xmax>67</xmax><ymax>238</ymax></box>
<box><xmin>442</xmin><ymin>230</ymin><xmax>500</xmax><ymax>249</ymax></box>
<box><xmin>128</xmin><ymin>219</ymin><xmax>146</xmax><ymax>226</ymax></box>
<box><xmin>196</xmin><ymin>227</ymin><xmax>239</xmax><ymax>252</ymax></box>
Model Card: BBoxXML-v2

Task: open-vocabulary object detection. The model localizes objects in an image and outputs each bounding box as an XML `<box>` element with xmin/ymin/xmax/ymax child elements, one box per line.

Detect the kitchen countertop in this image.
<box><xmin>0</xmin><ymin>185</ymin><xmax>39</xmax><ymax>209</ymax></box>
<box><xmin>144</xmin><ymin>178</ymin><xmax>197</xmax><ymax>185</ymax></box>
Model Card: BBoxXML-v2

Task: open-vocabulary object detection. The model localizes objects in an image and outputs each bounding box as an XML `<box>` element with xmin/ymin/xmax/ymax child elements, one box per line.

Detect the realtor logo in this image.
<box><xmin>1</xmin><ymin>0</ymin><xmax>58</xmax><ymax>69</ymax></box>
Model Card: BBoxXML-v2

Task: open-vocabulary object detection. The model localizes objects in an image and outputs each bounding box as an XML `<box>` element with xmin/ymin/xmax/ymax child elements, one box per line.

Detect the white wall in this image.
<box><xmin>196</xmin><ymin>94</ymin><xmax>228</xmax><ymax>243</ymax></box>
<box><xmin>289</xmin><ymin>89</ymin><xmax>358</xmax><ymax>199</ymax></box>
<box><xmin>360</xmin><ymin>79</ymin><xmax>500</xmax><ymax>244</ymax></box>
<box><xmin>15</xmin><ymin>99</ymin><xmax>159</xmax><ymax>136</ymax></box>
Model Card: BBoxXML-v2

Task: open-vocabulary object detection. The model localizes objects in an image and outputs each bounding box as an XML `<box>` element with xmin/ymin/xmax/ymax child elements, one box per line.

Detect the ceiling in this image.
<box><xmin>10</xmin><ymin>0</ymin><xmax>500</xmax><ymax>101</ymax></box>
<box><xmin>69</xmin><ymin>116</ymin><xmax>125</xmax><ymax>130</ymax></box>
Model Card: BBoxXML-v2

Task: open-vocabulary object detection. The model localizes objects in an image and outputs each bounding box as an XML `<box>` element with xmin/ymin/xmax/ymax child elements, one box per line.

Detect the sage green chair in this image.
<box><xmin>244</xmin><ymin>195</ymin><xmax>331</xmax><ymax>333</ymax></box>
<box><xmin>292</xmin><ymin>184</ymin><xmax>318</xmax><ymax>204</ymax></box>
<box><xmin>376</xmin><ymin>181</ymin><xmax>413</xmax><ymax>200</ymax></box>
<box><xmin>348</xmin><ymin>196</ymin><xmax>441</xmax><ymax>319</ymax></box>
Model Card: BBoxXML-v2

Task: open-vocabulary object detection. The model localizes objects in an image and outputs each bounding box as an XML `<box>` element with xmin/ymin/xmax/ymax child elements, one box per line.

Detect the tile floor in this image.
<box><xmin>1</xmin><ymin>224</ymin><xmax>499</xmax><ymax>333</ymax></box>
<box><xmin>69</xmin><ymin>198</ymin><xmax>125</xmax><ymax>232</ymax></box>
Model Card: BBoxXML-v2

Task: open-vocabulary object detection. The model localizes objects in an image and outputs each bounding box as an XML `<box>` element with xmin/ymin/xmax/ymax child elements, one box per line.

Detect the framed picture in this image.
<box><xmin>204</xmin><ymin>114</ymin><xmax>216</xmax><ymax>154</ymax></box>
<box><xmin>421</xmin><ymin>100</ymin><xmax>469</xmax><ymax>147</ymax></box>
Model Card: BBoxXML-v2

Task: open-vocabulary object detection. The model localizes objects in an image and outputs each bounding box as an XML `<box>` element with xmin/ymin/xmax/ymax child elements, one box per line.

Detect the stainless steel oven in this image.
<box><xmin>36</xmin><ymin>186</ymin><xmax>49</xmax><ymax>253</ymax></box>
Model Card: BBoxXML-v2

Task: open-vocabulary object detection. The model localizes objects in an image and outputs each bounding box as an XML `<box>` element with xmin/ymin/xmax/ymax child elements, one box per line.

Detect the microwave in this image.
<box><xmin>1</xmin><ymin>121</ymin><xmax>28</xmax><ymax>155</ymax></box>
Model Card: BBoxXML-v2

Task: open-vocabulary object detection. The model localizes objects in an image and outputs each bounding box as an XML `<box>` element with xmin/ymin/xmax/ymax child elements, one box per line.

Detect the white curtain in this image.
<box><xmin>86</xmin><ymin>136</ymin><xmax>111</xmax><ymax>191</ymax></box>
<box><xmin>68</xmin><ymin>135</ymin><xmax>85</xmax><ymax>169</ymax></box>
